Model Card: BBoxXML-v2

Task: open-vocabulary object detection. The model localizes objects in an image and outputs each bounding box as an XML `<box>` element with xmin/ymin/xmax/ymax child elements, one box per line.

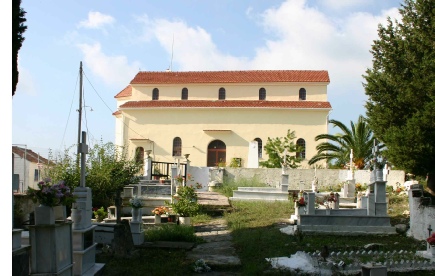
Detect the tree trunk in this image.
<box><xmin>115</xmin><ymin>190</ymin><xmax>122</xmax><ymax>224</ymax></box>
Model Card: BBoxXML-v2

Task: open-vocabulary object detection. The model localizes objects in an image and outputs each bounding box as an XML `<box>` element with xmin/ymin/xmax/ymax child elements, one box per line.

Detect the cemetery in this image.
<box><xmin>11</xmin><ymin>133</ymin><xmax>435</xmax><ymax>275</ymax></box>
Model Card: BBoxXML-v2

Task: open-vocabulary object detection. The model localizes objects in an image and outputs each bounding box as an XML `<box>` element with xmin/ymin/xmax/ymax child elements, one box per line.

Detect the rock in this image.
<box><xmin>395</xmin><ymin>224</ymin><xmax>408</xmax><ymax>234</ymax></box>
<box><xmin>364</xmin><ymin>243</ymin><xmax>382</xmax><ymax>251</ymax></box>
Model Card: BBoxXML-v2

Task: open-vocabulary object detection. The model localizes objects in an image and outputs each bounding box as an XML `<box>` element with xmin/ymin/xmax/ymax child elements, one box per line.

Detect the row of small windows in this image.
<box><xmin>172</xmin><ymin>137</ymin><xmax>305</xmax><ymax>159</ymax></box>
<box><xmin>151</xmin><ymin>87</ymin><xmax>307</xmax><ymax>101</ymax></box>
<box><xmin>135</xmin><ymin>137</ymin><xmax>306</xmax><ymax>161</ymax></box>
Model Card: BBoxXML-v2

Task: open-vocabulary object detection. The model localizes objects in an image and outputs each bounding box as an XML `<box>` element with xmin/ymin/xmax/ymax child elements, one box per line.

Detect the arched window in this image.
<box><xmin>181</xmin><ymin>87</ymin><xmax>188</xmax><ymax>100</ymax></box>
<box><xmin>218</xmin><ymin>87</ymin><xmax>226</xmax><ymax>100</ymax></box>
<box><xmin>172</xmin><ymin>137</ymin><xmax>182</xmax><ymax>156</ymax></box>
<box><xmin>299</xmin><ymin>88</ymin><xmax>306</xmax><ymax>101</ymax></box>
<box><xmin>254</xmin><ymin>138</ymin><xmax>263</xmax><ymax>158</ymax></box>
<box><xmin>296</xmin><ymin>138</ymin><xmax>306</xmax><ymax>159</ymax></box>
<box><xmin>135</xmin><ymin>147</ymin><xmax>144</xmax><ymax>165</ymax></box>
<box><xmin>152</xmin><ymin>88</ymin><xmax>159</xmax><ymax>100</ymax></box>
<box><xmin>259</xmin><ymin>88</ymin><xmax>266</xmax><ymax>100</ymax></box>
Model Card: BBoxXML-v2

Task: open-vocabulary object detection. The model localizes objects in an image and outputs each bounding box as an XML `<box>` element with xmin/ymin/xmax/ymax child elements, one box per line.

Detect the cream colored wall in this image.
<box><xmin>131</xmin><ymin>83</ymin><xmax>327</xmax><ymax>101</ymax></box>
<box><xmin>121</xmin><ymin>108</ymin><xmax>329</xmax><ymax>167</ymax></box>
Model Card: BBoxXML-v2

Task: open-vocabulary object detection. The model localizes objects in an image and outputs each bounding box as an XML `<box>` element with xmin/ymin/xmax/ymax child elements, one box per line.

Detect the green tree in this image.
<box><xmin>13</xmin><ymin>0</ymin><xmax>27</xmax><ymax>96</ymax></box>
<box><xmin>86</xmin><ymin>142</ymin><xmax>141</xmax><ymax>222</ymax></box>
<box><xmin>308</xmin><ymin>116</ymin><xmax>379</xmax><ymax>169</ymax></box>
<box><xmin>259</xmin><ymin>129</ymin><xmax>301</xmax><ymax>168</ymax></box>
<box><xmin>44</xmin><ymin>147</ymin><xmax>80</xmax><ymax>188</ymax></box>
<box><xmin>362</xmin><ymin>0</ymin><xmax>435</xmax><ymax>192</ymax></box>
<box><xmin>44</xmin><ymin>142</ymin><xmax>141</xmax><ymax>220</ymax></box>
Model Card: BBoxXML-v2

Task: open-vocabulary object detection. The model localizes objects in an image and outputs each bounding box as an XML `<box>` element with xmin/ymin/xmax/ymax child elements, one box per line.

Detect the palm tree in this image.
<box><xmin>308</xmin><ymin>115</ymin><xmax>379</xmax><ymax>169</ymax></box>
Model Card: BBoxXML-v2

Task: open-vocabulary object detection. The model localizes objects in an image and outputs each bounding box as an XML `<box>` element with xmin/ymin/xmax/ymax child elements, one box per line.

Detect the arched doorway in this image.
<box><xmin>207</xmin><ymin>140</ymin><xmax>226</xmax><ymax>167</ymax></box>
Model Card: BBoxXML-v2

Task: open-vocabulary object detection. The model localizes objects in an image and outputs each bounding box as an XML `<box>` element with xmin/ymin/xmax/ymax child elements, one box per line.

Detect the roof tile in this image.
<box><xmin>130</xmin><ymin>70</ymin><xmax>329</xmax><ymax>84</ymax></box>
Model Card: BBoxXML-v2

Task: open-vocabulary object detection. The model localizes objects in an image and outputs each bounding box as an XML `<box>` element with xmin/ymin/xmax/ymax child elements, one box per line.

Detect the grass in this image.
<box><xmin>95</xmin><ymin>178</ymin><xmax>433</xmax><ymax>275</ymax></box>
<box><xmin>215</xmin><ymin>175</ymin><xmax>268</xmax><ymax>197</ymax></box>
<box><xmin>144</xmin><ymin>224</ymin><xmax>205</xmax><ymax>243</ymax></box>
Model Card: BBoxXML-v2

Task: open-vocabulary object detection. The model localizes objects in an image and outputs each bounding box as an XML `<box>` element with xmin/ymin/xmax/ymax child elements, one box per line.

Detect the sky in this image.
<box><xmin>11</xmin><ymin>0</ymin><xmax>405</xmax><ymax>160</ymax></box>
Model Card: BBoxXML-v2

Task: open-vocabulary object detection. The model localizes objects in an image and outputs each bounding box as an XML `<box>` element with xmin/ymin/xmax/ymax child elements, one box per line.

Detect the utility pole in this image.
<box><xmin>77</xmin><ymin>61</ymin><xmax>83</xmax><ymax>157</ymax></box>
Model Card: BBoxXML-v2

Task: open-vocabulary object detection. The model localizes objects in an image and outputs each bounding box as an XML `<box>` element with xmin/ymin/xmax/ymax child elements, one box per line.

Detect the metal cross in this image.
<box><xmin>428</xmin><ymin>225</ymin><xmax>432</xmax><ymax>238</ymax></box>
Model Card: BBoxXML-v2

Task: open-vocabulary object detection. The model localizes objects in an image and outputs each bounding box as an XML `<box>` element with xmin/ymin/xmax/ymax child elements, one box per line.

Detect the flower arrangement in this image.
<box><xmin>27</xmin><ymin>178</ymin><xmax>75</xmax><ymax>207</ymax></box>
<box><xmin>152</xmin><ymin>206</ymin><xmax>168</xmax><ymax>216</ymax></box>
<box><xmin>129</xmin><ymin>196</ymin><xmax>143</xmax><ymax>209</ymax></box>
<box><xmin>427</xmin><ymin>233</ymin><xmax>435</xmax><ymax>246</ymax></box>
<box><xmin>294</xmin><ymin>197</ymin><xmax>306</xmax><ymax>207</ymax></box>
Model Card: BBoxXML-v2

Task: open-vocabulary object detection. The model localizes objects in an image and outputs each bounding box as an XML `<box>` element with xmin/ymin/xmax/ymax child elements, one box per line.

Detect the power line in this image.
<box><xmin>60</xmin><ymin>70</ymin><xmax>80</xmax><ymax>150</ymax></box>
<box><xmin>82</xmin><ymin>71</ymin><xmax>150</xmax><ymax>140</ymax></box>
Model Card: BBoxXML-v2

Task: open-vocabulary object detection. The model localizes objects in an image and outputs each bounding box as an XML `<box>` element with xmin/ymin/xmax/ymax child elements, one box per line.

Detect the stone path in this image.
<box><xmin>186</xmin><ymin>218</ymin><xmax>241</xmax><ymax>275</ymax></box>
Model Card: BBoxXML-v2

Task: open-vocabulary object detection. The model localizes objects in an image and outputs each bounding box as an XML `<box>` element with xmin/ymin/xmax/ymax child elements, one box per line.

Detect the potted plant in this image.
<box><xmin>27</xmin><ymin>178</ymin><xmax>76</xmax><ymax>224</ymax></box>
<box><xmin>93</xmin><ymin>207</ymin><xmax>108</xmax><ymax>222</ymax></box>
<box><xmin>151</xmin><ymin>206</ymin><xmax>168</xmax><ymax>224</ymax></box>
<box><xmin>129</xmin><ymin>196</ymin><xmax>143</xmax><ymax>222</ymax></box>
<box><xmin>166</xmin><ymin>186</ymin><xmax>199</xmax><ymax>225</ymax></box>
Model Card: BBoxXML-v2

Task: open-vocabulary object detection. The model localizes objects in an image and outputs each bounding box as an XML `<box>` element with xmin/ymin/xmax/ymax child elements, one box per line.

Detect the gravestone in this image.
<box><xmin>71</xmin><ymin>131</ymin><xmax>104</xmax><ymax>275</ymax></box>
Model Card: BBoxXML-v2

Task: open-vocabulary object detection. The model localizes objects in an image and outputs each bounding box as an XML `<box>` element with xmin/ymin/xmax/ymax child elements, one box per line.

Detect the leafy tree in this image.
<box><xmin>86</xmin><ymin>142</ymin><xmax>141</xmax><ymax>222</ymax></box>
<box><xmin>259</xmin><ymin>129</ymin><xmax>301</xmax><ymax>168</ymax></box>
<box><xmin>308</xmin><ymin>116</ymin><xmax>379</xmax><ymax>169</ymax></box>
<box><xmin>12</xmin><ymin>0</ymin><xmax>27</xmax><ymax>96</ymax></box>
<box><xmin>362</xmin><ymin>0</ymin><xmax>435</xmax><ymax>192</ymax></box>
<box><xmin>44</xmin><ymin>147</ymin><xmax>80</xmax><ymax>188</ymax></box>
<box><xmin>44</xmin><ymin>142</ymin><xmax>141</xmax><ymax>221</ymax></box>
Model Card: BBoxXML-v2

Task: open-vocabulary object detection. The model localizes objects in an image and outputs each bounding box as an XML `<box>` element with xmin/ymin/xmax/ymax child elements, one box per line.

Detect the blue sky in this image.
<box><xmin>11</xmin><ymin>0</ymin><xmax>404</xmax><ymax>159</ymax></box>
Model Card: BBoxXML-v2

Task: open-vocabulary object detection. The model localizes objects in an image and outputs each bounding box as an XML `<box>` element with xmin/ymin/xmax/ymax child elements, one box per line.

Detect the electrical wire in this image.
<box><xmin>82</xmin><ymin>70</ymin><xmax>149</xmax><ymax>140</ymax></box>
<box><xmin>60</xmin><ymin>70</ymin><xmax>80</xmax><ymax>150</ymax></box>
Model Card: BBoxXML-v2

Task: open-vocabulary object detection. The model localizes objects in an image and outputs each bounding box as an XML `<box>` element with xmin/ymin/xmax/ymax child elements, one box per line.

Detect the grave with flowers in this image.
<box><xmin>293</xmin><ymin>146</ymin><xmax>395</xmax><ymax>235</ymax></box>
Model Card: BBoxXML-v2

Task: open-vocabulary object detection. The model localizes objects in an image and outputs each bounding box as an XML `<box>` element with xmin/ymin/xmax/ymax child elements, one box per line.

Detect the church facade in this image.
<box><xmin>114</xmin><ymin>70</ymin><xmax>332</xmax><ymax>168</ymax></box>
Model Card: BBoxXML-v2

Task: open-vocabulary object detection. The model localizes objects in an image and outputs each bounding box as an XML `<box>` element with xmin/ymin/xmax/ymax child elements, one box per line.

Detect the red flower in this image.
<box><xmin>427</xmin><ymin>233</ymin><xmax>435</xmax><ymax>246</ymax></box>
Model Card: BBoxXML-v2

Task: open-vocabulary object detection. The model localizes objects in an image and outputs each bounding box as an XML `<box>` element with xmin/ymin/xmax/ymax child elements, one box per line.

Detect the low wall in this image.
<box><xmin>220</xmin><ymin>168</ymin><xmax>405</xmax><ymax>190</ymax></box>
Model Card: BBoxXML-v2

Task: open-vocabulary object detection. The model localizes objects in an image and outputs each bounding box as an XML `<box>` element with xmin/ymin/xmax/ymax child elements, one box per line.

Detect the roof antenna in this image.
<box><xmin>167</xmin><ymin>34</ymin><xmax>174</xmax><ymax>72</ymax></box>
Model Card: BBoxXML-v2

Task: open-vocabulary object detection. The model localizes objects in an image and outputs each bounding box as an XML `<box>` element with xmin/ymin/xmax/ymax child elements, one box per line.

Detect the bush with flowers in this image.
<box><xmin>129</xmin><ymin>196</ymin><xmax>143</xmax><ymax>209</ymax></box>
<box><xmin>152</xmin><ymin>206</ymin><xmax>168</xmax><ymax>216</ymax></box>
<box><xmin>27</xmin><ymin>178</ymin><xmax>76</xmax><ymax>207</ymax></box>
<box><xmin>427</xmin><ymin>233</ymin><xmax>435</xmax><ymax>246</ymax></box>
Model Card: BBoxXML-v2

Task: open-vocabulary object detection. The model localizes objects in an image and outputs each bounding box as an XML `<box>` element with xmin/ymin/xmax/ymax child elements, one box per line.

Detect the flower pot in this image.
<box><xmin>375</xmin><ymin>169</ymin><xmax>384</xmax><ymax>181</ymax></box>
<box><xmin>53</xmin><ymin>205</ymin><xmax>66</xmax><ymax>221</ymax></box>
<box><xmin>179</xmin><ymin>216</ymin><xmax>191</xmax><ymax>225</ymax></box>
<box><xmin>131</xmin><ymin>208</ymin><xmax>142</xmax><ymax>222</ymax></box>
<box><xmin>428</xmin><ymin>243</ymin><xmax>435</xmax><ymax>256</ymax></box>
<box><xmin>34</xmin><ymin>205</ymin><xmax>55</xmax><ymax>225</ymax></box>
<box><xmin>155</xmin><ymin>215</ymin><xmax>161</xmax><ymax>224</ymax></box>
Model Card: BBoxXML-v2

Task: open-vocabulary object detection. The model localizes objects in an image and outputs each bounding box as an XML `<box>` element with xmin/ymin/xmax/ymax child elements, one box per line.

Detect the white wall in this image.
<box><xmin>187</xmin><ymin>167</ymin><xmax>405</xmax><ymax>190</ymax></box>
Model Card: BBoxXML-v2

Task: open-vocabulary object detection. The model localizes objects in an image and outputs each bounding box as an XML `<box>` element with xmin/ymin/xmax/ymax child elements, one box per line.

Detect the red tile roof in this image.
<box><xmin>130</xmin><ymin>70</ymin><xmax>330</xmax><ymax>85</ymax></box>
<box><xmin>119</xmin><ymin>100</ymin><xmax>331</xmax><ymax>109</ymax></box>
<box><xmin>115</xmin><ymin>70</ymin><xmax>329</xmax><ymax>98</ymax></box>
<box><xmin>12</xmin><ymin>146</ymin><xmax>49</xmax><ymax>164</ymax></box>
<box><xmin>115</xmin><ymin>85</ymin><xmax>132</xmax><ymax>98</ymax></box>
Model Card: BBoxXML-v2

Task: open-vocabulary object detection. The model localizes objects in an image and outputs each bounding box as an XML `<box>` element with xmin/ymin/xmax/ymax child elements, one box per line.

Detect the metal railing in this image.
<box><xmin>151</xmin><ymin>161</ymin><xmax>187</xmax><ymax>180</ymax></box>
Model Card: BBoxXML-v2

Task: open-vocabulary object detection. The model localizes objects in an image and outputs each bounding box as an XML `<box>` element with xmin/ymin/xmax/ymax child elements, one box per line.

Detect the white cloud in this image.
<box><xmin>78</xmin><ymin>11</ymin><xmax>115</xmax><ymax>29</ymax></box>
<box><xmin>76</xmin><ymin>42</ymin><xmax>141</xmax><ymax>87</ymax></box>
<box><xmin>137</xmin><ymin>17</ymin><xmax>248</xmax><ymax>71</ymax></box>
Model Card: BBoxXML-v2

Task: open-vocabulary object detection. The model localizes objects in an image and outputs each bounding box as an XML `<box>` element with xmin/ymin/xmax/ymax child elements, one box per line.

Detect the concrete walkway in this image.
<box><xmin>186</xmin><ymin>218</ymin><xmax>241</xmax><ymax>275</ymax></box>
